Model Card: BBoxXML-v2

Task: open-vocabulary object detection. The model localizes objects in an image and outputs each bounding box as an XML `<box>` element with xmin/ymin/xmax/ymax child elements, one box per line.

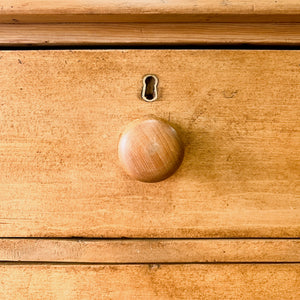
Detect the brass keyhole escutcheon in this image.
<box><xmin>141</xmin><ymin>75</ymin><xmax>158</xmax><ymax>102</ymax></box>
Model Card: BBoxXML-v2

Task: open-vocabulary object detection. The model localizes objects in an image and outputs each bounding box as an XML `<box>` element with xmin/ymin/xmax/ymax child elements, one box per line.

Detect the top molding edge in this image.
<box><xmin>1</xmin><ymin>0</ymin><xmax>300</xmax><ymax>23</ymax></box>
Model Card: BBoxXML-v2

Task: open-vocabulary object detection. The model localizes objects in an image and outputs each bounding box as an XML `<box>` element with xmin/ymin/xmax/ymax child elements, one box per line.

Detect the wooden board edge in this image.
<box><xmin>1</xmin><ymin>0</ymin><xmax>300</xmax><ymax>23</ymax></box>
<box><xmin>0</xmin><ymin>239</ymin><xmax>299</xmax><ymax>263</ymax></box>
<box><xmin>0</xmin><ymin>23</ymin><xmax>299</xmax><ymax>46</ymax></box>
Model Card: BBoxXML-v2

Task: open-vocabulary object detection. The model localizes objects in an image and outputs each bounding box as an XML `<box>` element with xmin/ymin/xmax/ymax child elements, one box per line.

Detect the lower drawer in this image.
<box><xmin>0</xmin><ymin>50</ymin><xmax>299</xmax><ymax>238</ymax></box>
<box><xmin>0</xmin><ymin>264</ymin><xmax>299</xmax><ymax>299</ymax></box>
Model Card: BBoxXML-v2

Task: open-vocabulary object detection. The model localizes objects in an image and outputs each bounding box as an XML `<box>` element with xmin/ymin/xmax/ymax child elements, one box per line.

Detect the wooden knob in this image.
<box><xmin>118</xmin><ymin>117</ymin><xmax>184</xmax><ymax>182</ymax></box>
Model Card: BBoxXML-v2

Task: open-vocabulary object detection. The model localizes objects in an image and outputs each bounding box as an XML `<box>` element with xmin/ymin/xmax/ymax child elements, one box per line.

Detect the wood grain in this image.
<box><xmin>1</xmin><ymin>0</ymin><xmax>300</xmax><ymax>23</ymax></box>
<box><xmin>1</xmin><ymin>23</ymin><xmax>300</xmax><ymax>46</ymax></box>
<box><xmin>0</xmin><ymin>264</ymin><xmax>299</xmax><ymax>299</ymax></box>
<box><xmin>0</xmin><ymin>239</ymin><xmax>299</xmax><ymax>263</ymax></box>
<box><xmin>118</xmin><ymin>117</ymin><xmax>184</xmax><ymax>182</ymax></box>
<box><xmin>0</xmin><ymin>50</ymin><xmax>299</xmax><ymax>238</ymax></box>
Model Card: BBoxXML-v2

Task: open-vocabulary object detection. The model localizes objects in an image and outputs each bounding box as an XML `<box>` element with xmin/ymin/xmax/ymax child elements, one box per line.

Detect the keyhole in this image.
<box><xmin>142</xmin><ymin>75</ymin><xmax>158</xmax><ymax>102</ymax></box>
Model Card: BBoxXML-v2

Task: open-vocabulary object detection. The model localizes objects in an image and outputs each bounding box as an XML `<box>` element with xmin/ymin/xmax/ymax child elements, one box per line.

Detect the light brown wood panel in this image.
<box><xmin>0</xmin><ymin>50</ymin><xmax>299</xmax><ymax>238</ymax></box>
<box><xmin>0</xmin><ymin>239</ymin><xmax>299</xmax><ymax>263</ymax></box>
<box><xmin>1</xmin><ymin>0</ymin><xmax>300</xmax><ymax>23</ymax></box>
<box><xmin>1</xmin><ymin>23</ymin><xmax>300</xmax><ymax>46</ymax></box>
<box><xmin>0</xmin><ymin>264</ymin><xmax>299</xmax><ymax>299</ymax></box>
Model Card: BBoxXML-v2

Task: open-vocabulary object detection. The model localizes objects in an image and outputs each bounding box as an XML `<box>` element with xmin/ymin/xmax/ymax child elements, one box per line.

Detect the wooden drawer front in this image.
<box><xmin>0</xmin><ymin>50</ymin><xmax>299</xmax><ymax>238</ymax></box>
<box><xmin>1</xmin><ymin>264</ymin><xmax>299</xmax><ymax>300</ymax></box>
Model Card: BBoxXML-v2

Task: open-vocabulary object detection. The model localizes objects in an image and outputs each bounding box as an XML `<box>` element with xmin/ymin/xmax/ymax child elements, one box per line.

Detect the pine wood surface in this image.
<box><xmin>0</xmin><ymin>239</ymin><xmax>299</xmax><ymax>263</ymax></box>
<box><xmin>0</xmin><ymin>50</ymin><xmax>299</xmax><ymax>238</ymax></box>
<box><xmin>0</xmin><ymin>264</ymin><xmax>299</xmax><ymax>299</ymax></box>
<box><xmin>1</xmin><ymin>0</ymin><xmax>300</xmax><ymax>23</ymax></box>
<box><xmin>1</xmin><ymin>1</ymin><xmax>299</xmax><ymax>45</ymax></box>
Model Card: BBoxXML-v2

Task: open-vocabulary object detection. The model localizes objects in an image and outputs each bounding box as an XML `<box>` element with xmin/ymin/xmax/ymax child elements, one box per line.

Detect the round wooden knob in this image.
<box><xmin>118</xmin><ymin>117</ymin><xmax>184</xmax><ymax>182</ymax></box>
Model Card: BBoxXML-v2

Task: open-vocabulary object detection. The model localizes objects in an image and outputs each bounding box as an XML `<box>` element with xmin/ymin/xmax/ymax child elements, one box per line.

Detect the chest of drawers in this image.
<box><xmin>0</xmin><ymin>1</ymin><xmax>299</xmax><ymax>299</ymax></box>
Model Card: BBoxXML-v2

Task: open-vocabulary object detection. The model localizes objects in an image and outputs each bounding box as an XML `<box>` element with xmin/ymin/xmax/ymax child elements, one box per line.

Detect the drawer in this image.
<box><xmin>1</xmin><ymin>264</ymin><xmax>299</xmax><ymax>299</ymax></box>
<box><xmin>0</xmin><ymin>49</ymin><xmax>299</xmax><ymax>238</ymax></box>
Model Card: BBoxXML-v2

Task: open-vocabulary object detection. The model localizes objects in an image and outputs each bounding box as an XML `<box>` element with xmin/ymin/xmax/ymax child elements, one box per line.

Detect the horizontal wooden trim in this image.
<box><xmin>0</xmin><ymin>264</ymin><xmax>299</xmax><ymax>299</ymax></box>
<box><xmin>1</xmin><ymin>23</ymin><xmax>300</xmax><ymax>46</ymax></box>
<box><xmin>1</xmin><ymin>0</ymin><xmax>300</xmax><ymax>23</ymax></box>
<box><xmin>0</xmin><ymin>239</ymin><xmax>299</xmax><ymax>263</ymax></box>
